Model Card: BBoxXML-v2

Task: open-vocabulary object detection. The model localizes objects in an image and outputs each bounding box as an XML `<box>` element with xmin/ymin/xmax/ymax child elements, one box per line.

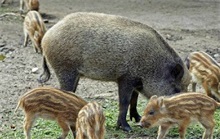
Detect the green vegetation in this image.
<box><xmin>0</xmin><ymin>54</ymin><xmax>6</xmax><ymax>61</ymax></box>
<box><xmin>1</xmin><ymin>96</ymin><xmax>220</xmax><ymax>139</ymax></box>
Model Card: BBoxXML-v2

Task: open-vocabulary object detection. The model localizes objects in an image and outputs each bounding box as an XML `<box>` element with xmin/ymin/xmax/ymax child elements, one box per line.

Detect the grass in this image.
<box><xmin>1</xmin><ymin>96</ymin><xmax>220</xmax><ymax>139</ymax></box>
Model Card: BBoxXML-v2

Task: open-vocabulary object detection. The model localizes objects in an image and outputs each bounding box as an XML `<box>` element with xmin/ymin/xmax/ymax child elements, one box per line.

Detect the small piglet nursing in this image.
<box><xmin>76</xmin><ymin>102</ymin><xmax>105</xmax><ymax>139</ymax></box>
<box><xmin>15</xmin><ymin>87</ymin><xmax>88</xmax><ymax>139</ymax></box>
<box><xmin>140</xmin><ymin>92</ymin><xmax>220</xmax><ymax>139</ymax></box>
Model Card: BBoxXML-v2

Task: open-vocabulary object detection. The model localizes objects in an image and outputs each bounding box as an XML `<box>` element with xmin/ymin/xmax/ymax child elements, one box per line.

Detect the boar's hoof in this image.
<box><xmin>117</xmin><ymin>121</ymin><xmax>132</xmax><ymax>132</ymax></box>
<box><xmin>130</xmin><ymin>113</ymin><xmax>141</xmax><ymax>122</ymax></box>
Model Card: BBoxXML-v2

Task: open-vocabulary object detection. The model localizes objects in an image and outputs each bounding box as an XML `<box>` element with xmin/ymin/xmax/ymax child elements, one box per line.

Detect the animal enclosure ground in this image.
<box><xmin>0</xmin><ymin>0</ymin><xmax>220</xmax><ymax>138</ymax></box>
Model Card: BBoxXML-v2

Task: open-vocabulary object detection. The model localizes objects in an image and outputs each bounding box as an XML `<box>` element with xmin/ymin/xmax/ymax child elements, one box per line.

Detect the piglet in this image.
<box><xmin>76</xmin><ymin>101</ymin><xmax>105</xmax><ymax>139</ymax></box>
<box><xmin>140</xmin><ymin>92</ymin><xmax>220</xmax><ymax>139</ymax></box>
<box><xmin>15</xmin><ymin>86</ymin><xmax>88</xmax><ymax>139</ymax></box>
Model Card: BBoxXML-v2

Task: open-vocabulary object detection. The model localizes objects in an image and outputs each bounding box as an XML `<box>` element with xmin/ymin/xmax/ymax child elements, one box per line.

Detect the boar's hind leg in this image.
<box><xmin>117</xmin><ymin>76</ymin><xmax>135</xmax><ymax>132</ymax></box>
<box><xmin>130</xmin><ymin>89</ymin><xmax>142</xmax><ymax>122</ymax></box>
<box><xmin>130</xmin><ymin>80</ymin><xmax>142</xmax><ymax>122</ymax></box>
<box><xmin>57</xmin><ymin>69</ymin><xmax>80</xmax><ymax>92</ymax></box>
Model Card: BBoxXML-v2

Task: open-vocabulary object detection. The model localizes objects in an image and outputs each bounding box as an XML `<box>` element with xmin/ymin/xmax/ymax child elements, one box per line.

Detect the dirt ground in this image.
<box><xmin>0</xmin><ymin>0</ymin><xmax>220</xmax><ymax>138</ymax></box>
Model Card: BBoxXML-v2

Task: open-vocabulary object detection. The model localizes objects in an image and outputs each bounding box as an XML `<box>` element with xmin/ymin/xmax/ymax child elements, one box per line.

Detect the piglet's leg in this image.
<box><xmin>23</xmin><ymin>29</ymin><xmax>29</xmax><ymax>47</ymax></box>
<box><xmin>201</xmin><ymin>116</ymin><xmax>215</xmax><ymax>139</ymax></box>
<box><xmin>57</xmin><ymin>118</ymin><xmax>70</xmax><ymax>139</ymax></box>
<box><xmin>157</xmin><ymin>124</ymin><xmax>172</xmax><ymax>139</ymax></box>
<box><xmin>20</xmin><ymin>0</ymin><xmax>24</xmax><ymax>13</ymax></box>
<box><xmin>178</xmin><ymin>118</ymin><xmax>190</xmax><ymax>139</ymax></box>
<box><xmin>70</xmin><ymin>125</ymin><xmax>76</xmax><ymax>138</ymax></box>
<box><xmin>202</xmin><ymin>81</ymin><xmax>212</xmax><ymax>98</ymax></box>
<box><xmin>23</xmin><ymin>113</ymin><xmax>36</xmax><ymax>139</ymax></box>
<box><xmin>192</xmin><ymin>82</ymin><xmax>197</xmax><ymax>92</ymax></box>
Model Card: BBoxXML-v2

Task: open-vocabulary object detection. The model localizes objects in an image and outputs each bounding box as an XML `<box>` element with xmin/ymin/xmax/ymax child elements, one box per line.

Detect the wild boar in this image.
<box><xmin>140</xmin><ymin>92</ymin><xmax>220</xmax><ymax>139</ymax></box>
<box><xmin>20</xmin><ymin>0</ymin><xmax>39</xmax><ymax>13</ymax></box>
<box><xmin>76</xmin><ymin>102</ymin><xmax>105</xmax><ymax>139</ymax></box>
<box><xmin>23</xmin><ymin>10</ymin><xmax>46</xmax><ymax>54</ymax></box>
<box><xmin>14</xmin><ymin>86</ymin><xmax>88</xmax><ymax>139</ymax></box>
<box><xmin>38</xmin><ymin>12</ymin><xmax>191</xmax><ymax>131</ymax></box>
<box><xmin>185</xmin><ymin>51</ymin><xmax>220</xmax><ymax>101</ymax></box>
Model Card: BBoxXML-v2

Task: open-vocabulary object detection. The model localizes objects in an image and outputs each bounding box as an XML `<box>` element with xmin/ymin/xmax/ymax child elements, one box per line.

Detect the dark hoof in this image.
<box><xmin>116</xmin><ymin>122</ymin><xmax>132</xmax><ymax>132</ymax></box>
<box><xmin>130</xmin><ymin>113</ymin><xmax>141</xmax><ymax>122</ymax></box>
<box><xmin>122</xmin><ymin>126</ymin><xmax>132</xmax><ymax>132</ymax></box>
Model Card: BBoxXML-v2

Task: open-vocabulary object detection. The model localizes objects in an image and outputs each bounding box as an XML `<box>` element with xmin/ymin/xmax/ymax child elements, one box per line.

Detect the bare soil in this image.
<box><xmin>0</xmin><ymin>0</ymin><xmax>220</xmax><ymax>138</ymax></box>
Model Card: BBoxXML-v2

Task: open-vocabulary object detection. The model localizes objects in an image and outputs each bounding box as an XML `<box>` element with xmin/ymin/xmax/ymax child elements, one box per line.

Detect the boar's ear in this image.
<box><xmin>157</xmin><ymin>97</ymin><xmax>164</xmax><ymax>107</ymax></box>
<box><xmin>172</xmin><ymin>63</ymin><xmax>184</xmax><ymax>81</ymax></box>
<box><xmin>150</xmin><ymin>95</ymin><xmax>158</xmax><ymax>100</ymax></box>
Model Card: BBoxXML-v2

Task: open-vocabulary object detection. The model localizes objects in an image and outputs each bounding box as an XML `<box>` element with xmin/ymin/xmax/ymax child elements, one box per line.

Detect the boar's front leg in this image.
<box><xmin>117</xmin><ymin>76</ymin><xmax>135</xmax><ymax>132</ymax></box>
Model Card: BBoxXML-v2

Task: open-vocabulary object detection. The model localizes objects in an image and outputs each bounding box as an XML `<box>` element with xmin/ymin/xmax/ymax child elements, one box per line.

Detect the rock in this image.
<box><xmin>31</xmin><ymin>67</ymin><xmax>38</xmax><ymax>73</ymax></box>
<box><xmin>214</xmin><ymin>54</ymin><xmax>220</xmax><ymax>58</ymax></box>
<box><xmin>0</xmin><ymin>43</ymin><xmax>6</xmax><ymax>47</ymax></box>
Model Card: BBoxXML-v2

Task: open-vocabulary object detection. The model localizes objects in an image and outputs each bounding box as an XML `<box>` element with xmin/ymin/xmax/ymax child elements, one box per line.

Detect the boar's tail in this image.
<box><xmin>38</xmin><ymin>56</ymin><xmax>51</xmax><ymax>83</ymax></box>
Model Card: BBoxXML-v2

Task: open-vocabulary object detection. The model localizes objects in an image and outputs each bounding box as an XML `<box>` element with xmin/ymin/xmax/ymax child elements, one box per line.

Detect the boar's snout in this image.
<box><xmin>173</xmin><ymin>87</ymin><xmax>181</xmax><ymax>94</ymax></box>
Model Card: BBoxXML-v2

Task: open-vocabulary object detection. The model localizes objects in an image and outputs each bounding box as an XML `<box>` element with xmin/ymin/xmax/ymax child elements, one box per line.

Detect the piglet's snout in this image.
<box><xmin>140</xmin><ymin>121</ymin><xmax>151</xmax><ymax>128</ymax></box>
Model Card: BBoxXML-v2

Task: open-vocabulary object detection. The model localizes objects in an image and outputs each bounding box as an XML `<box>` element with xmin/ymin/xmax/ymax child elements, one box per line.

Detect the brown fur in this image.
<box><xmin>140</xmin><ymin>92</ymin><xmax>220</xmax><ymax>139</ymax></box>
<box><xmin>20</xmin><ymin>0</ymin><xmax>39</xmax><ymax>13</ymax></box>
<box><xmin>76</xmin><ymin>102</ymin><xmax>105</xmax><ymax>139</ymax></box>
<box><xmin>186</xmin><ymin>51</ymin><xmax>220</xmax><ymax>101</ymax></box>
<box><xmin>38</xmin><ymin>12</ymin><xmax>191</xmax><ymax>131</ymax></box>
<box><xmin>15</xmin><ymin>86</ymin><xmax>88</xmax><ymax>139</ymax></box>
<box><xmin>23</xmin><ymin>10</ymin><xmax>46</xmax><ymax>54</ymax></box>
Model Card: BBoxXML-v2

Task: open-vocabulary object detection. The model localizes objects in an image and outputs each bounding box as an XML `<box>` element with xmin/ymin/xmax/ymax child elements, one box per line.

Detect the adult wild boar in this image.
<box><xmin>39</xmin><ymin>12</ymin><xmax>191</xmax><ymax>131</ymax></box>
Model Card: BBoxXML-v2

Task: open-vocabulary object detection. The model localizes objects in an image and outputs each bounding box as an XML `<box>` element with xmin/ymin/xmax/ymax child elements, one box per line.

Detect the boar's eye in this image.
<box><xmin>148</xmin><ymin>110</ymin><xmax>155</xmax><ymax>115</ymax></box>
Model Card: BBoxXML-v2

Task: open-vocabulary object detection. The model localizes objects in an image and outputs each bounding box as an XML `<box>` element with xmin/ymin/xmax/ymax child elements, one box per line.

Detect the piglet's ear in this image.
<box><xmin>150</xmin><ymin>95</ymin><xmax>158</xmax><ymax>100</ymax></box>
<box><xmin>157</xmin><ymin>97</ymin><xmax>164</xmax><ymax>107</ymax></box>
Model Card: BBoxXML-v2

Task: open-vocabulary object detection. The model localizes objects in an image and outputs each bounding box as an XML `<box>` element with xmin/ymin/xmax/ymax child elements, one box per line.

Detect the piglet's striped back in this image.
<box><xmin>76</xmin><ymin>102</ymin><xmax>105</xmax><ymax>139</ymax></box>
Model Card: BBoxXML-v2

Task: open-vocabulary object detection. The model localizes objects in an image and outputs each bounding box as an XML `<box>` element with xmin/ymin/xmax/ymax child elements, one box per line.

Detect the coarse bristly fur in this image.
<box><xmin>185</xmin><ymin>51</ymin><xmax>220</xmax><ymax>101</ymax></box>
<box><xmin>38</xmin><ymin>12</ymin><xmax>191</xmax><ymax>131</ymax></box>
<box><xmin>23</xmin><ymin>10</ymin><xmax>46</xmax><ymax>54</ymax></box>
<box><xmin>14</xmin><ymin>86</ymin><xmax>88</xmax><ymax>139</ymax></box>
<box><xmin>76</xmin><ymin>102</ymin><xmax>105</xmax><ymax>139</ymax></box>
<box><xmin>20</xmin><ymin>0</ymin><xmax>39</xmax><ymax>13</ymax></box>
<box><xmin>140</xmin><ymin>92</ymin><xmax>220</xmax><ymax>139</ymax></box>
